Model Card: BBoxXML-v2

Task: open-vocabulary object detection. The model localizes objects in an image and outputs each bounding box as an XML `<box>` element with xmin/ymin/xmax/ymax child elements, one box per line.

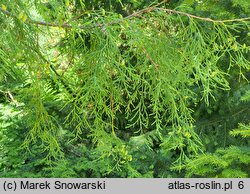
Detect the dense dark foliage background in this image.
<box><xmin>0</xmin><ymin>0</ymin><xmax>249</xmax><ymax>177</ymax></box>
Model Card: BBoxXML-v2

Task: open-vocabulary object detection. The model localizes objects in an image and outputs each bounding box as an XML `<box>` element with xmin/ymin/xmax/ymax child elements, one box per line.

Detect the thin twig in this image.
<box><xmin>0</xmin><ymin>0</ymin><xmax>249</xmax><ymax>31</ymax></box>
<box><xmin>6</xmin><ymin>90</ymin><xmax>20</xmax><ymax>105</ymax></box>
<box><xmin>110</xmin><ymin>94</ymin><xmax>116</xmax><ymax>137</ymax></box>
<box><xmin>142</xmin><ymin>48</ymin><xmax>160</xmax><ymax>70</ymax></box>
<box><xmin>156</xmin><ymin>8</ymin><xmax>250</xmax><ymax>23</ymax></box>
<box><xmin>125</xmin><ymin>0</ymin><xmax>170</xmax><ymax>19</ymax></box>
<box><xmin>7</xmin><ymin>91</ymin><xmax>16</xmax><ymax>102</ymax></box>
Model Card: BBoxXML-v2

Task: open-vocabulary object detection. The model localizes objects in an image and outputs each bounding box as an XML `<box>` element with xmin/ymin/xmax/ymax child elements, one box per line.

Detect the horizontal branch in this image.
<box><xmin>156</xmin><ymin>8</ymin><xmax>250</xmax><ymax>23</ymax></box>
<box><xmin>0</xmin><ymin>0</ymin><xmax>249</xmax><ymax>31</ymax></box>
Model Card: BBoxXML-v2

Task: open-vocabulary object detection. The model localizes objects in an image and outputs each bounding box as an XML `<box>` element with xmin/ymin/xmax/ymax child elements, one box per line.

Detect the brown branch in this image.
<box><xmin>1</xmin><ymin>0</ymin><xmax>249</xmax><ymax>31</ymax></box>
<box><xmin>125</xmin><ymin>0</ymin><xmax>170</xmax><ymax>19</ymax></box>
<box><xmin>156</xmin><ymin>8</ymin><xmax>250</xmax><ymax>23</ymax></box>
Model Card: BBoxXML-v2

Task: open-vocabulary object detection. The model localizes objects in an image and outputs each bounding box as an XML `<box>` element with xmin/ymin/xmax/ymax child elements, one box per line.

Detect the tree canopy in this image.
<box><xmin>0</xmin><ymin>0</ymin><xmax>249</xmax><ymax>177</ymax></box>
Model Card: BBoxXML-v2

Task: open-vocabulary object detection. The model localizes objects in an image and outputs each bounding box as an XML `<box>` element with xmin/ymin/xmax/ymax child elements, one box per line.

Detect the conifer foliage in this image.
<box><xmin>0</xmin><ymin>0</ymin><xmax>249</xmax><ymax>177</ymax></box>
